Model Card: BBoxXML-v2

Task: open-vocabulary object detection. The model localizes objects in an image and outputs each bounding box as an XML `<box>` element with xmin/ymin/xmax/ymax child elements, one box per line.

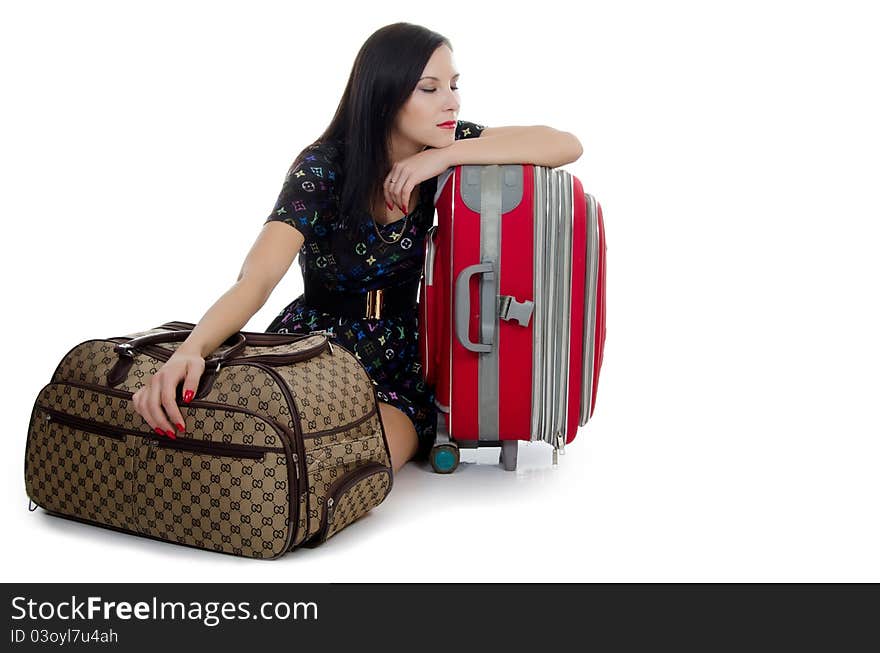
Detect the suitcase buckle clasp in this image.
<box><xmin>498</xmin><ymin>295</ymin><xmax>534</xmax><ymax>326</ymax></box>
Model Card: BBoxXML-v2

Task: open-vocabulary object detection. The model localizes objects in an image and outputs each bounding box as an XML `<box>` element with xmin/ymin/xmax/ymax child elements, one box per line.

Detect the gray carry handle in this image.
<box><xmin>455</xmin><ymin>261</ymin><xmax>495</xmax><ymax>353</ymax></box>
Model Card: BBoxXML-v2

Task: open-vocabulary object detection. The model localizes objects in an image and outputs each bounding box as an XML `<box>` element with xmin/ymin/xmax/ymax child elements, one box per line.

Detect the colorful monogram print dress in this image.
<box><xmin>263</xmin><ymin>119</ymin><xmax>487</xmax><ymax>462</ymax></box>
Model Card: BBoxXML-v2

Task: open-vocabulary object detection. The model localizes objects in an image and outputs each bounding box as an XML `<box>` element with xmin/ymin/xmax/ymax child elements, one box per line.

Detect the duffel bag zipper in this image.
<box><xmin>218</xmin><ymin>330</ymin><xmax>334</xmax><ymax>363</ymax></box>
<box><xmin>39</xmin><ymin>407</ymin><xmax>125</xmax><ymax>441</ymax></box>
<box><xmin>230</xmin><ymin>361</ymin><xmax>308</xmax><ymax>548</ymax></box>
<box><xmin>32</xmin><ymin>379</ymin><xmax>303</xmax><ymax>556</ymax></box>
<box><xmin>316</xmin><ymin>461</ymin><xmax>391</xmax><ymax>542</ymax></box>
<box><xmin>149</xmin><ymin>323</ymin><xmax>335</xmax><ymax>357</ymax></box>
<box><xmin>156</xmin><ymin>321</ymin><xmax>324</xmax><ymax>346</ymax></box>
<box><xmin>38</xmin><ymin>406</ymin><xmax>281</xmax><ymax>459</ymax></box>
<box><xmin>313</xmin><ymin>342</ymin><xmax>395</xmax><ymax>496</ymax></box>
<box><xmin>232</xmin><ymin>335</ymin><xmax>332</xmax><ymax>364</ymax></box>
<box><xmin>217</xmin><ymin>357</ymin><xmax>390</xmax><ymax>547</ymax></box>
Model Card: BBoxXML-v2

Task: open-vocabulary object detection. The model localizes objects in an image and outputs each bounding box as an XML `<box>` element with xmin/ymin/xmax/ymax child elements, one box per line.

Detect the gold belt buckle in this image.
<box><xmin>365</xmin><ymin>288</ymin><xmax>384</xmax><ymax>319</ymax></box>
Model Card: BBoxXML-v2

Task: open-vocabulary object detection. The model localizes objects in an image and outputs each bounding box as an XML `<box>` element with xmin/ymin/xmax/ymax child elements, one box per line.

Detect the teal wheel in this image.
<box><xmin>430</xmin><ymin>443</ymin><xmax>460</xmax><ymax>474</ymax></box>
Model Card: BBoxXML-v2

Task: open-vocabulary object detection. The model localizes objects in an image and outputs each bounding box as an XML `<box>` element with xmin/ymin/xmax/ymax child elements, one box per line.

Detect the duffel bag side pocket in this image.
<box><xmin>311</xmin><ymin>461</ymin><xmax>391</xmax><ymax>546</ymax></box>
<box><xmin>25</xmin><ymin>405</ymin><xmax>135</xmax><ymax>531</ymax></box>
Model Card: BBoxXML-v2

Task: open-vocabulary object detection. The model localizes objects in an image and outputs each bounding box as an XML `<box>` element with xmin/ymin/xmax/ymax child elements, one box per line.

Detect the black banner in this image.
<box><xmin>4</xmin><ymin>583</ymin><xmax>879</xmax><ymax>649</ymax></box>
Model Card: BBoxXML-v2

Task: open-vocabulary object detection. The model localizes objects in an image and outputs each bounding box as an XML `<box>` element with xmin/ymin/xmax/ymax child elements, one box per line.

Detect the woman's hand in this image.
<box><xmin>131</xmin><ymin>349</ymin><xmax>206</xmax><ymax>438</ymax></box>
<box><xmin>384</xmin><ymin>147</ymin><xmax>451</xmax><ymax>213</ymax></box>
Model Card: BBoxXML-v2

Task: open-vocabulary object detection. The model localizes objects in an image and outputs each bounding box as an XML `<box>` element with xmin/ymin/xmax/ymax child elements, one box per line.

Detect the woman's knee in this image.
<box><xmin>378</xmin><ymin>402</ymin><xmax>418</xmax><ymax>473</ymax></box>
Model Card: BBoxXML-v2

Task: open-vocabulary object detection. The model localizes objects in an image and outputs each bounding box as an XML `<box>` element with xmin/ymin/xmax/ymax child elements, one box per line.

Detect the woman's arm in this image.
<box><xmin>443</xmin><ymin>125</ymin><xmax>583</xmax><ymax>168</ymax></box>
<box><xmin>176</xmin><ymin>222</ymin><xmax>303</xmax><ymax>358</ymax></box>
<box><xmin>175</xmin><ymin>140</ymin><xmax>337</xmax><ymax>358</ymax></box>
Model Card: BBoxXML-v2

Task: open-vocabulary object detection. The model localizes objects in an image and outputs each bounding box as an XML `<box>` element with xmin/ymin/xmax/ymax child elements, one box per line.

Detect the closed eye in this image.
<box><xmin>422</xmin><ymin>87</ymin><xmax>459</xmax><ymax>92</ymax></box>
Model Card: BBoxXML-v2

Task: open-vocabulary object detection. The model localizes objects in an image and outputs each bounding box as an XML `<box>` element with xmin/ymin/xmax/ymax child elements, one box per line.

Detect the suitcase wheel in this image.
<box><xmin>499</xmin><ymin>440</ymin><xmax>518</xmax><ymax>471</ymax></box>
<box><xmin>430</xmin><ymin>443</ymin><xmax>459</xmax><ymax>474</ymax></box>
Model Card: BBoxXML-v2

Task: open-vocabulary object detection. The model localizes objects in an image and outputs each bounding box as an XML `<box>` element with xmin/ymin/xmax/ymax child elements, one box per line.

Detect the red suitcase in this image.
<box><xmin>418</xmin><ymin>164</ymin><xmax>606</xmax><ymax>473</ymax></box>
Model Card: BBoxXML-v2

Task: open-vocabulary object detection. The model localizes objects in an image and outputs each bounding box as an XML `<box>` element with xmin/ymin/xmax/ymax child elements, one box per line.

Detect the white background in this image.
<box><xmin>2</xmin><ymin>0</ymin><xmax>878</xmax><ymax>582</ymax></box>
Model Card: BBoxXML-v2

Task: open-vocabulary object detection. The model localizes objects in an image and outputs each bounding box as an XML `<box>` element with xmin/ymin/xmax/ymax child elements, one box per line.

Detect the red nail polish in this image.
<box><xmin>183</xmin><ymin>390</ymin><xmax>194</xmax><ymax>403</ymax></box>
<box><xmin>386</xmin><ymin>201</ymin><xmax>393</xmax><ymax>210</ymax></box>
<box><xmin>154</xmin><ymin>427</ymin><xmax>165</xmax><ymax>436</ymax></box>
<box><xmin>176</xmin><ymin>423</ymin><xmax>185</xmax><ymax>432</ymax></box>
<box><xmin>164</xmin><ymin>430</ymin><xmax>175</xmax><ymax>438</ymax></box>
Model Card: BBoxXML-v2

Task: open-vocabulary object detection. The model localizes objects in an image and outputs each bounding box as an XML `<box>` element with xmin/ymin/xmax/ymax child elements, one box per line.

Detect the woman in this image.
<box><xmin>130</xmin><ymin>22</ymin><xmax>583</xmax><ymax>475</ymax></box>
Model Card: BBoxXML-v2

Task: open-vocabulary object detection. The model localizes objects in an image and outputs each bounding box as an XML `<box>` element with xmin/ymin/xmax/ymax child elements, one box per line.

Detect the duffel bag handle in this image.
<box><xmin>107</xmin><ymin>329</ymin><xmax>247</xmax><ymax>397</ymax></box>
<box><xmin>114</xmin><ymin>329</ymin><xmax>247</xmax><ymax>370</ymax></box>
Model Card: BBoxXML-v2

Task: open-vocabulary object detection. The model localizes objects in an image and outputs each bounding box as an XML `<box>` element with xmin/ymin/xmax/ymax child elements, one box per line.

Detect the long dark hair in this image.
<box><xmin>307</xmin><ymin>22</ymin><xmax>452</xmax><ymax>232</ymax></box>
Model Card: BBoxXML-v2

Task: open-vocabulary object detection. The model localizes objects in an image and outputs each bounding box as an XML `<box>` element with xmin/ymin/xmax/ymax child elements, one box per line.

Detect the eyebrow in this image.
<box><xmin>419</xmin><ymin>73</ymin><xmax>460</xmax><ymax>81</ymax></box>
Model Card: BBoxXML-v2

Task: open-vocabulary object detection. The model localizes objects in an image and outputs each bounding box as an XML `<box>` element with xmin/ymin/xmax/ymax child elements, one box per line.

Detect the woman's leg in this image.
<box><xmin>378</xmin><ymin>401</ymin><xmax>419</xmax><ymax>474</ymax></box>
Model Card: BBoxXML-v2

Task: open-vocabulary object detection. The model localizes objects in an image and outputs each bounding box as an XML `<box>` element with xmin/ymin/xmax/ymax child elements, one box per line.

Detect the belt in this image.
<box><xmin>303</xmin><ymin>280</ymin><xmax>420</xmax><ymax>319</ymax></box>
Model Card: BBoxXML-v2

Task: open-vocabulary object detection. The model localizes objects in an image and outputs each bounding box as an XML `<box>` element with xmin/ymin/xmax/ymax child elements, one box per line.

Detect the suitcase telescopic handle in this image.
<box><xmin>113</xmin><ymin>330</ymin><xmax>247</xmax><ymax>370</ymax></box>
<box><xmin>455</xmin><ymin>262</ymin><xmax>495</xmax><ymax>353</ymax></box>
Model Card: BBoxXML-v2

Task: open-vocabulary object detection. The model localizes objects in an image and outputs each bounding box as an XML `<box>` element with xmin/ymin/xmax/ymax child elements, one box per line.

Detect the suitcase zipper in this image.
<box><xmin>421</xmin><ymin>227</ymin><xmax>438</xmax><ymax>384</ymax></box>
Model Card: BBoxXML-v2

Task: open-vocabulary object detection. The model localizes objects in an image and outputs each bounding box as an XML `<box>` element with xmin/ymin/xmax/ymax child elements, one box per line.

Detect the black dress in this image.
<box><xmin>263</xmin><ymin>119</ymin><xmax>487</xmax><ymax>462</ymax></box>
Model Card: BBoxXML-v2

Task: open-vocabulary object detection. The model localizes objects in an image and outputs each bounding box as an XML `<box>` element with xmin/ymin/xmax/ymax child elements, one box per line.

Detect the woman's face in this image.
<box><xmin>394</xmin><ymin>44</ymin><xmax>462</xmax><ymax>151</ymax></box>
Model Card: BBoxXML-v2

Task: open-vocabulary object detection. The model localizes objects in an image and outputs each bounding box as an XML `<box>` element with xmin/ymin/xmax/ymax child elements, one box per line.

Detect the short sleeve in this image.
<box><xmin>263</xmin><ymin>143</ymin><xmax>339</xmax><ymax>243</ymax></box>
<box><xmin>454</xmin><ymin>119</ymin><xmax>487</xmax><ymax>141</ymax></box>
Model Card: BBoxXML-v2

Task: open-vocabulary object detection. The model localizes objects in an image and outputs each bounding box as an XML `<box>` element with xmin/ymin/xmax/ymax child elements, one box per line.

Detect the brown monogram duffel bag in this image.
<box><xmin>24</xmin><ymin>319</ymin><xmax>394</xmax><ymax>559</ymax></box>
